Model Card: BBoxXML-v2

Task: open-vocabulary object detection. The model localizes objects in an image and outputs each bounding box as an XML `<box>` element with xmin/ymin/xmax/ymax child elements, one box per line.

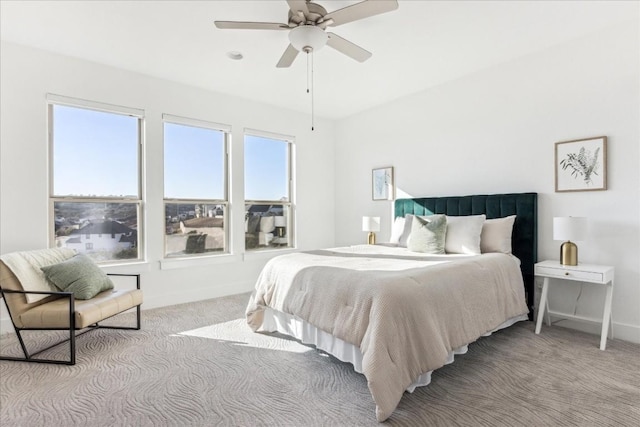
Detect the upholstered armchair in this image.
<box><xmin>0</xmin><ymin>248</ymin><xmax>142</xmax><ymax>365</ymax></box>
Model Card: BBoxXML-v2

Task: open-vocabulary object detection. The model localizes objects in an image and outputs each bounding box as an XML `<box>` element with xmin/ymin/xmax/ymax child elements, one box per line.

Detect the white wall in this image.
<box><xmin>0</xmin><ymin>42</ymin><xmax>336</xmax><ymax>329</ymax></box>
<box><xmin>334</xmin><ymin>20</ymin><xmax>640</xmax><ymax>344</ymax></box>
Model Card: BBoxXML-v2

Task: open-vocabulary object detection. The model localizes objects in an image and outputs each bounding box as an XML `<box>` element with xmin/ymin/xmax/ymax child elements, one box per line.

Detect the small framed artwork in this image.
<box><xmin>555</xmin><ymin>136</ymin><xmax>607</xmax><ymax>192</ymax></box>
<box><xmin>372</xmin><ymin>166</ymin><xmax>394</xmax><ymax>200</ymax></box>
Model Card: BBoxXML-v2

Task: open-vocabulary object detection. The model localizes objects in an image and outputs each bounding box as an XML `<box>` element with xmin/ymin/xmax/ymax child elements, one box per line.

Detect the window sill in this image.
<box><xmin>160</xmin><ymin>253</ymin><xmax>241</xmax><ymax>270</ymax></box>
<box><xmin>243</xmin><ymin>247</ymin><xmax>297</xmax><ymax>262</ymax></box>
<box><xmin>101</xmin><ymin>261</ymin><xmax>151</xmax><ymax>274</ymax></box>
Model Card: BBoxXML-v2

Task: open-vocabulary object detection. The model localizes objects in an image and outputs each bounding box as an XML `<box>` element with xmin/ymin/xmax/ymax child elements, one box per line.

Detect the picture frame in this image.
<box><xmin>555</xmin><ymin>136</ymin><xmax>607</xmax><ymax>192</ymax></box>
<box><xmin>372</xmin><ymin>166</ymin><xmax>394</xmax><ymax>200</ymax></box>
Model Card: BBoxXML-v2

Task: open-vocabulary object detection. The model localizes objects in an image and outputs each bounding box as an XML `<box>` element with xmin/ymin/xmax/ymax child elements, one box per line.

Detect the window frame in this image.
<box><xmin>162</xmin><ymin>114</ymin><xmax>231</xmax><ymax>259</ymax></box>
<box><xmin>47</xmin><ymin>94</ymin><xmax>145</xmax><ymax>264</ymax></box>
<box><xmin>243</xmin><ymin>128</ymin><xmax>295</xmax><ymax>252</ymax></box>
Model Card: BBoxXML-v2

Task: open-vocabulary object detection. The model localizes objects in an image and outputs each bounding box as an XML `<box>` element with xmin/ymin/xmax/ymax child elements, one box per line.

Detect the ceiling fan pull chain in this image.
<box><xmin>306</xmin><ymin>50</ymin><xmax>310</xmax><ymax>94</ymax></box>
<box><xmin>311</xmin><ymin>49</ymin><xmax>315</xmax><ymax>131</ymax></box>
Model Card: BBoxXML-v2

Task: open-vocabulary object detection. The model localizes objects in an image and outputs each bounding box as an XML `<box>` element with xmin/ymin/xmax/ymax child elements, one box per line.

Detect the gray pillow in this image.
<box><xmin>40</xmin><ymin>253</ymin><xmax>114</xmax><ymax>300</ymax></box>
<box><xmin>407</xmin><ymin>214</ymin><xmax>447</xmax><ymax>254</ymax></box>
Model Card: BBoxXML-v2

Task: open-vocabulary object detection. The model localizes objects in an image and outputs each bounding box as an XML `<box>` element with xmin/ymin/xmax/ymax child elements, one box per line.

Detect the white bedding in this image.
<box><xmin>246</xmin><ymin>245</ymin><xmax>528</xmax><ymax>421</ymax></box>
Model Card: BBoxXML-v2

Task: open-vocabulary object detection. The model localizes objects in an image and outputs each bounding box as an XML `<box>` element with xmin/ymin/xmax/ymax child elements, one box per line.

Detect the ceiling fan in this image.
<box><xmin>214</xmin><ymin>0</ymin><xmax>399</xmax><ymax>67</ymax></box>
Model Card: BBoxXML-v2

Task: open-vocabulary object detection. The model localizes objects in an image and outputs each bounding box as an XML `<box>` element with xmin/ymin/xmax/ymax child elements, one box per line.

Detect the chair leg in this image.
<box><xmin>98</xmin><ymin>305</ymin><xmax>142</xmax><ymax>330</ymax></box>
<box><xmin>136</xmin><ymin>305</ymin><xmax>141</xmax><ymax>330</ymax></box>
<box><xmin>70</xmin><ymin>327</ymin><xmax>76</xmax><ymax>365</ymax></box>
<box><xmin>14</xmin><ymin>328</ymin><xmax>31</xmax><ymax>359</ymax></box>
<box><xmin>70</xmin><ymin>298</ymin><xmax>76</xmax><ymax>365</ymax></box>
<box><xmin>0</xmin><ymin>328</ymin><xmax>75</xmax><ymax>365</ymax></box>
<box><xmin>0</xmin><ymin>297</ymin><xmax>77</xmax><ymax>365</ymax></box>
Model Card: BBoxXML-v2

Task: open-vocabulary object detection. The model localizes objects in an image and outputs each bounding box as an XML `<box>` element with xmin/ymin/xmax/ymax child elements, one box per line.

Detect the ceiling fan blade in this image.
<box><xmin>326</xmin><ymin>33</ymin><xmax>372</xmax><ymax>62</ymax></box>
<box><xmin>317</xmin><ymin>18</ymin><xmax>334</xmax><ymax>30</ymax></box>
<box><xmin>323</xmin><ymin>0</ymin><xmax>398</xmax><ymax>27</ymax></box>
<box><xmin>286</xmin><ymin>0</ymin><xmax>309</xmax><ymax>16</ymax></box>
<box><xmin>276</xmin><ymin>44</ymin><xmax>300</xmax><ymax>68</ymax></box>
<box><xmin>214</xmin><ymin>21</ymin><xmax>289</xmax><ymax>30</ymax></box>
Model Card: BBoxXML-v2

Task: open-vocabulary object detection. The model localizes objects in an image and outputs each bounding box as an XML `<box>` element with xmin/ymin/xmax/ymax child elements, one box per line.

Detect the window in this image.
<box><xmin>163</xmin><ymin>115</ymin><xmax>229</xmax><ymax>258</ymax></box>
<box><xmin>48</xmin><ymin>95</ymin><xmax>143</xmax><ymax>263</ymax></box>
<box><xmin>244</xmin><ymin>131</ymin><xmax>294</xmax><ymax>251</ymax></box>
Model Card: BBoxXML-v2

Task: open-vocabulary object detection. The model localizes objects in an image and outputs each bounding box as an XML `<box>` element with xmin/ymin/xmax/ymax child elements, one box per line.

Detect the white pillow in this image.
<box><xmin>398</xmin><ymin>214</ymin><xmax>414</xmax><ymax>247</ymax></box>
<box><xmin>445</xmin><ymin>215</ymin><xmax>486</xmax><ymax>254</ymax></box>
<box><xmin>481</xmin><ymin>215</ymin><xmax>516</xmax><ymax>254</ymax></box>
<box><xmin>389</xmin><ymin>216</ymin><xmax>406</xmax><ymax>244</ymax></box>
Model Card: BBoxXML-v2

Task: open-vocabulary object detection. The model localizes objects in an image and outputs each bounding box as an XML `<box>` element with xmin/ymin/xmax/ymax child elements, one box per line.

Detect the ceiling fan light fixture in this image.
<box><xmin>289</xmin><ymin>25</ymin><xmax>327</xmax><ymax>52</ymax></box>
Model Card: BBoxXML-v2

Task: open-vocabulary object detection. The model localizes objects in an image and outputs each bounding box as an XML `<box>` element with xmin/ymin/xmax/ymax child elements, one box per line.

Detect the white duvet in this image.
<box><xmin>246</xmin><ymin>246</ymin><xmax>528</xmax><ymax>422</ymax></box>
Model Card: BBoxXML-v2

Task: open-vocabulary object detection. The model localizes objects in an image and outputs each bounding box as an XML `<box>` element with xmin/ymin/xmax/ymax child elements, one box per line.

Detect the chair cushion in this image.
<box><xmin>16</xmin><ymin>288</ymin><xmax>143</xmax><ymax>329</ymax></box>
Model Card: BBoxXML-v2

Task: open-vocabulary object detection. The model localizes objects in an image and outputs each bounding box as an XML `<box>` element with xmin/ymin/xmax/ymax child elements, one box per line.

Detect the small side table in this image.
<box><xmin>534</xmin><ymin>260</ymin><xmax>614</xmax><ymax>350</ymax></box>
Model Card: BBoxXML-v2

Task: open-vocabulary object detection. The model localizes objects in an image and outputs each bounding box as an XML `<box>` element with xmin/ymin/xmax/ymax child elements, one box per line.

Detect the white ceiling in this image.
<box><xmin>0</xmin><ymin>1</ymin><xmax>635</xmax><ymax>120</ymax></box>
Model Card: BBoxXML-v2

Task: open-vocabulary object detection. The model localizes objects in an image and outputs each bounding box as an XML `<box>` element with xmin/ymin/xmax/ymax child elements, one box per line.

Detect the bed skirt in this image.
<box><xmin>259</xmin><ymin>307</ymin><xmax>528</xmax><ymax>392</ymax></box>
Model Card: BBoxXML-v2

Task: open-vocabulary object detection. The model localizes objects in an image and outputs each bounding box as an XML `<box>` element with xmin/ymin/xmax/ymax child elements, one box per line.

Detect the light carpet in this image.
<box><xmin>1</xmin><ymin>292</ymin><xmax>639</xmax><ymax>426</ymax></box>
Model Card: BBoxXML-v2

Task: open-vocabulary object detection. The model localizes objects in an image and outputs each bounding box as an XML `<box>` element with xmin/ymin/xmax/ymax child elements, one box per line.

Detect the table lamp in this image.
<box><xmin>553</xmin><ymin>217</ymin><xmax>587</xmax><ymax>266</ymax></box>
<box><xmin>362</xmin><ymin>216</ymin><xmax>380</xmax><ymax>245</ymax></box>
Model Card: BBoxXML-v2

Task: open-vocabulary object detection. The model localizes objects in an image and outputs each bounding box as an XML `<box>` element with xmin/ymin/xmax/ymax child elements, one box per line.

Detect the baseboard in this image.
<box><xmin>141</xmin><ymin>280</ymin><xmax>255</xmax><ymax>311</ymax></box>
<box><xmin>614</xmin><ymin>322</ymin><xmax>640</xmax><ymax>344</ymax></box>
<box><xmin>547</xmin><ymin>314</ymin><xmax>640</xmax><ymax>345</ymax></box>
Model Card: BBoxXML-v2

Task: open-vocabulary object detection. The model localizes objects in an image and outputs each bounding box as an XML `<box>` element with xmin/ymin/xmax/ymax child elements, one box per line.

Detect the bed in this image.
<box><xmin>246</xmin><ymin>192</ymin><xmax>537</xmax><ymax>422</ymax></box>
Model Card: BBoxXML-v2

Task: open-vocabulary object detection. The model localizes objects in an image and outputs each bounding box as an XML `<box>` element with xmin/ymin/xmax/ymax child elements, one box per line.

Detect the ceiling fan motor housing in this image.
<box><xmin>288</xmin><ymin>2</ymin><xmax>328</xmax><ymax>26</ymax></box>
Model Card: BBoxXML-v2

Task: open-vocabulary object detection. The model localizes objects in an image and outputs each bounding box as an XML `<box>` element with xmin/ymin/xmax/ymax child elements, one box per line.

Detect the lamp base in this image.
<box><xmin>367</xmin><ymin>232</ymin><xmax>376</xmax><ymax>245</ymax></box>
<box><xmin>560</xmin><ymin>241</ymin><xmax>578</xmax><ymax>266</ymax></box>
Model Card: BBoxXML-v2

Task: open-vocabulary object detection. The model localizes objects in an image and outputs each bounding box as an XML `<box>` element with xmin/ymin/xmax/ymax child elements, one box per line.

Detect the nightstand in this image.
<box><xmin>534</xmin><ymin>260</ymin><xmax>614</xmax><ymax>350</ymax></box>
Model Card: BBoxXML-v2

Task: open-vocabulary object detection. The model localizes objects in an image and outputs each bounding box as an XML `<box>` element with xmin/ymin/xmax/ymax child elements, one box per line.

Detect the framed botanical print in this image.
<box><xmin>555</xmin><ymin>136</ymin><xmax>607</xmax><ymax>192</ymax></box>
<box><xmin>372</xmin><ymin>166</ymin><xmax>394</xmax><ymax>200</ymax></box>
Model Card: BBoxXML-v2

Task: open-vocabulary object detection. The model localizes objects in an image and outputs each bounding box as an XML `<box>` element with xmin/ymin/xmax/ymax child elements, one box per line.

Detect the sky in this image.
<box><xmin>53</xmin><ymin>105</ymin><xmax>138</xmax><ymax>197</ymax></box>
<box><xmin>244</xmin><ymin>134</ymin><xmax>288</xmax><ymax>201</ymax></box>
<box><xmin>53</xmin><ymin>105</ymin><xmax>289</xmax><ymax>202</ymax></box>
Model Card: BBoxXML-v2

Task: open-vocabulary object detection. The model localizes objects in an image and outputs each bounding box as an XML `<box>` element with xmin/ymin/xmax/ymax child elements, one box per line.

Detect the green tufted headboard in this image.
<box><xmin>395</xmin><ymin>192</ymin><xmax>538</xmax><ymax>319</ymax></box>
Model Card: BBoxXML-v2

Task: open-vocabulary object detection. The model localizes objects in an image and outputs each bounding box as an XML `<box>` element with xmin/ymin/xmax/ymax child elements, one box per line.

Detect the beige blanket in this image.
<box><xmin>0</xmin><ymin>248</ymin><xmax>76</xmax><ymax>303</ymax></box>
<box><xmin>246</xmin><ymin>249</ymin><xmax>528</xmax><ymax>422</ymax></box>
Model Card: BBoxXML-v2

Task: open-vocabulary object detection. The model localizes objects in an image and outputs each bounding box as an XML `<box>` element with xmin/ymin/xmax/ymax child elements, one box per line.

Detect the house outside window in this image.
<box><xmin>244</xmin><ymin>130</ymin><xmax>294</xmax><ymax>251</ymax></box>
<box><xmin>48</xmin><ymin>95</ymin><xmax>143</xmax><ymax>263</ymax></box>
<box><xmin>163</xmin><ymin>115</ymin><xmax>229</xmax><ymax>258</ymax></box>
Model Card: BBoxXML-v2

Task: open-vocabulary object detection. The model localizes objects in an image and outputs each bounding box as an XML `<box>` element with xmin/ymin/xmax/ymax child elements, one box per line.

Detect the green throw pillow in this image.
<box><xmin>41</xmin><ymin>253</ymin><xmax>114</xmax><ymax>300</ymax></box>
<box><xmin>407</xmin><ymin>214</ymin><xmax>447</xmax><ymax>254</ymax></box>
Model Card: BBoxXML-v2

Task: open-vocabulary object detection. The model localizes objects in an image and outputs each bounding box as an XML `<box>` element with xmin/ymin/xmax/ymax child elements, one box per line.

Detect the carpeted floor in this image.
<box><xmin>1</xmin><ymin>292</ymin><xmax>639</xmax><ymax>426</ymax></box>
